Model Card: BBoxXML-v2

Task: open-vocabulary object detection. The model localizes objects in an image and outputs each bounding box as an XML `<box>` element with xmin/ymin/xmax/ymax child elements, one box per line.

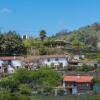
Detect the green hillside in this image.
<box><xmin>52</xmin><ymin>23</ymin><xmax>100</xmax><ymax>49</ymax></box>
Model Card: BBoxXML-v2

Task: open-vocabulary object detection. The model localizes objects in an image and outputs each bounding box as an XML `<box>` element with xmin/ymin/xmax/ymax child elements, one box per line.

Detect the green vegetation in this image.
<box><xmin>0</xmin><ymin>23</ymin><xmax>100</xmax><ymax>56</ymax></box>
<box><xmin>52</xmin><ymin>23</ymin><xmax>100</xmax><ymax>50</ymax></box>
<box><xmin>39</xmin><ymin>46</ymin><xmax>47</xmax><ymax>55</ymax></box>
<box><xmin>0</xmin><ymin>68</ymin><xmax>61</xmax><ymax>99</ymax></box>
<box><xmin>0</xmin><ymin>31</ymin><xmax>26</xmax><ymax>56</ymax></box>
<box><xmin>93</xmin><ymin>77</ymin><xmax>100</xmax><ymax>84</ymax></box>
<box><xmin>67</xmin><ymin>65</ymin><xmax>95</xmax><ymax>72</ymax></box>
<box><xmin>39</xmin><ymin>30</ymin><xmax>46</xmax><ymax>42</ymax></box>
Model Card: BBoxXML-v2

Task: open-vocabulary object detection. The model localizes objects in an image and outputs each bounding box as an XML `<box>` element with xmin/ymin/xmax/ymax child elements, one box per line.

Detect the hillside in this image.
<box><xmin>52</xmin><ymin>23</ymin><xmax>100</xmax><ymax>49</ymax></box>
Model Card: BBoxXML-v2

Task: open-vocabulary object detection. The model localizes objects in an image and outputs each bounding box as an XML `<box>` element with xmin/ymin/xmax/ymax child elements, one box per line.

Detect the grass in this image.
<box><xmin>96</xmin><ymin>67</ymin><xmax>100</xmax><ymax>72</ymax></box>
<box><xmin>30</xmin><ymin>94</ymin><xmax>100</xmax><ymax>100</ymax></box>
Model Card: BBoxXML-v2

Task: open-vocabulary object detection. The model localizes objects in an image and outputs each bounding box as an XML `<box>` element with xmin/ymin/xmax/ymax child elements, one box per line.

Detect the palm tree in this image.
<box><xmin>39</xmin><ymin>30</ymin><xmax>46</xmax><ymax>42</ymax></box>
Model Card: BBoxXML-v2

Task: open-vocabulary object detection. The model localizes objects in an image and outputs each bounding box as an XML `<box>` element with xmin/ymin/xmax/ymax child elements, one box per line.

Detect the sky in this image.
<box><xmin>0</xmin><ymin>0</ymin><xmax>100</xmax><ymax>36</ymax></box>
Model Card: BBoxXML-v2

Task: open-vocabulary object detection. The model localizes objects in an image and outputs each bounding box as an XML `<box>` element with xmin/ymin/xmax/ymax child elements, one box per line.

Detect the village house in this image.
<box><xmin>19</xmin><ymin>54</ymin><xmax>71</xmax><ymax>70</ymax></box>
<box><xmin>0</xmin><ymin>56</ymin><xmax>22</xmax><ymax>74</ymax></box>
<box><xmin>0</xmin><ymin>54</ymin><xmax>70</xmax><ymax>73</ymax></box>
<box><xmin>63</xmin><ymin>75</ymin><xmax>93</xmax><ymax>94</ymax></box>
<box><xmin>41</xmin><ymin>54</ymin><xmax>70</xmax><ymax>69</ymax></box>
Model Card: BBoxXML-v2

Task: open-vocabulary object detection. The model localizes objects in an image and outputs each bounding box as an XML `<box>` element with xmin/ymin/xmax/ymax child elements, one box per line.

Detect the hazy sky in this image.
<box><xmin>0</xmin><ymin>0</ymin><xmax>100</xmax><ymax>36</ymax></box>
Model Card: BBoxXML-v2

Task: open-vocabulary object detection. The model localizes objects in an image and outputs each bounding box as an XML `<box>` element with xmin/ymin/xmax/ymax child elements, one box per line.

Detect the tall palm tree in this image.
<box><xmin>39</xmin><ymin>30</ymin><xmax>46</xmax><ymax>42</ymax></box>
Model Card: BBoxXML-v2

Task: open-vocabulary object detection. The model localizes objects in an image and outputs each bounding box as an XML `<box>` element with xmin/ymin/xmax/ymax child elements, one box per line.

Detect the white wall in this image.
<box><xmin>11</xmin><ymin>60</ymin><xmax>22</xmax><ymax>68</ymax></box>
<box><xmin>74</xmin><ymin>55</ymin><xmax>80</xmax><ymax>61</ymax></box>
<box><xmin>42</xmin><ymin>57</ymin><xmax>68</xmax><ymax>68</ymax></box>
<box><xmin>8</xmin><ymin>65</ymin><xmax>14</xmax><ymax>74</ymax></box>
<box><xmin>0</xmin><ymin>60</ymin><xmax>4</xmax><ymax>66</ymax></box>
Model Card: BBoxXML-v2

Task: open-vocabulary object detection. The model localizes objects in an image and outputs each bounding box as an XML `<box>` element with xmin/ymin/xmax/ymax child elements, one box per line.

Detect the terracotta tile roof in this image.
<box><xmin>0</xmin><ymin>56</ymin><xmax>21</xmax><ymax>60</ymax></box>
<box><xmin>42</xmin><ymin>55</ymin><xmax>66</xmax><ymax>58</ymax></box>
<box><xmin>64</xmin><ymin>76</ymin><xmax>93</xmax><ymax>83</ymax></box>
<box><xmin>28</xmin><ymin>55</ymin><xmax>67</xmax><ymax>59</ymax></box>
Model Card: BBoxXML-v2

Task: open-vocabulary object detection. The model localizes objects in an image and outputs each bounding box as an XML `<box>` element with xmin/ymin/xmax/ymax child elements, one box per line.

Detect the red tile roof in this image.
<box><xmin>0</xmin><ymin>56</ymin><xmax>20</xmax><ymax>60</ymax></box>
<box><xmin>64</xmin><ymin>76</ymin><xmax>93</xmax><ymax>83</ymax></box>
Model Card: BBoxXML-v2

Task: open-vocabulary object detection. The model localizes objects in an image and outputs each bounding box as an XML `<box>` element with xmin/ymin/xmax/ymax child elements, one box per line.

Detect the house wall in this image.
<box><xmin>42</xmin><ymin>57</ymin><xmax>68</xmax><ymax>68</ymax></box>
<box><xmin>8</xmin><ymin>65</ymin><xmax>15</xmax><ymax>74</ymax></box>
<box><xmin>11</xmin><ymin>60</ymin><xmax>22</xmax><ymax>68</ymax></box>
<box><xmin>63</xmin><ymin>81</ymin><xmax>92</xmax><ymax>94</ymax></box>
<box><xmin>0</xmin><ymin>60</ymin><xmax>22</xmax><ymax>73</ymax></box>
<box><xmin>74</xmin><ymin>55</ymin><xmax>80</xmax><ymax>61</ymax></box>
<box><xmin>97</xmin><ymin>41</ymin><xmax>100</xmax><ymax>49</ymax></box>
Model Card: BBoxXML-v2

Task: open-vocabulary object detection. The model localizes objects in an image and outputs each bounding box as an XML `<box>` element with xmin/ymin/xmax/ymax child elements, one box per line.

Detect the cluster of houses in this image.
<box><xmin>0</xmin><ymin>55</ymin><xmax>100</xmax><ymax>95</ymax></box>
<box><xmin>0</xmin><ymin>54</ymin><xmax>100</xmax><ymax>74</ymax></box>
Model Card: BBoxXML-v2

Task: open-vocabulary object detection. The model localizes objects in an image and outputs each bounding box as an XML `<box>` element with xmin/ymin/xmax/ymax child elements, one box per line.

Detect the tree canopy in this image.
<box><xmin>0</xmin><ymin>31</ymin><xmax>26</xmax><ymax>56</ymax></box>
<box><xmin>0</xmin><ymin>67</ymin><xmax>61</xmax><ymax>98</ymax></box>
<box><xmin>39</xmin><ymin>30</ymin><xmax>46</xmax><ymax>42</ymax></box>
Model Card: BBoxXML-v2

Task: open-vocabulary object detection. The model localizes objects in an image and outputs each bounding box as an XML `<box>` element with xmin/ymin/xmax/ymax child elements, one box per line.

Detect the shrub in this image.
<box><xmin>39</xmin><ymin>47</ymin><xmax>47</xmax><ymax>55</ymax></box>
<box><xmin>78</xmin><ymin>65</ymin><xmax>95</xmax><ymax>72</ymax></box>
<box><xmin>67</xmin><ymin>65</ymin><xmax>77</xmax><ymax>71</ymax></box>
<box><xmin>18</xmin><ymin>84</ymin><xmax>32</xmax><ymax>94</ymax></box>
<box><xmin>93</xmin><ymin>77</ymin><xmax>100</xmax><ymax>84</ymax></box>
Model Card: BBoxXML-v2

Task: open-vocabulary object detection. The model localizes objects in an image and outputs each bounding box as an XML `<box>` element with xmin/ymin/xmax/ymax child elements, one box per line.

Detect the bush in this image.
<box><xmin>0</xmin><ymin>89</ymin><xmax>12</xmax><ymax>100</ymax></box>
<box><xmin>67</xmin><ymin>65</ymin><xmax>77</xmax><ymax>71</ymax></box>
<box><xmin>93</xmin><ymin>77</ymin><xmax>100</xmax><ymax>84</ymax></box>
<box><xmin>78</xmin><ymin>65</ymin><xmax>95</xmax><ymax>72</ymax></box>
<box><xmin>39</xmin><ymin>47</ymin><xmax>47</xmax><ymax>55</ymax></box>
<box><xmin>0</xmin><ymin>76</ymin><xmax>19</xmax><ymax>91</ymax></box>
<box><xmin>14</xmin><ymin>68</ymin><xmax>31</xmax><ymax>83</ymax></box>
<box><xmin>0</xmin><ymin>68</ymin><xmax>61</xmax><ymax>97</ymax></box>
<box><xmin>18</xmin><ymin>84</ymin><xmax>32</xmax><ymax>94</ymax></box>
<box><xmin>12</xmin><ymin>92</ymin><xmax>30</xmax><ymax>100</ymax></box>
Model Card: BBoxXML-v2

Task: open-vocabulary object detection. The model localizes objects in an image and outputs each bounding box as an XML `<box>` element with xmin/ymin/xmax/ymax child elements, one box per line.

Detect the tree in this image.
<box><xmin>0</xmin><ymin>67</ymin><xmax>62</xmax><ymax>96</ymax></box>
<box><xmin>0</xmin><ymin>89</ymin><xmax>12</xmax><ymax>100</ymax></box>
<box><xmin>72</xmin><ymin>39</ymin><xmax>82</xmax><ymax>50</ymax></box>
<box><xmin>32</xmin><ymin>39</ymin><xmax>43</xmax><ymax>48</ymax></box>
<box><xmin>39</xmin><ymin>30</ymin><xmax>46</xmax><ymax>42</ymax></box>
<box><xmin>0</xmin><ymin>31</ymin><xmax>26</xmax><ymax>56</ymax></box>
<box><xmin>0</xmin><ymin>76</ymin><xmax>19</xmax><ymax>91</ymax></box>
<box><xmin>72</xmin><ymin>39</ymin><xmax>83</xmax><ymax>54</ymax></box>
<box><xmin>14</xmin><ymin>68</ymin><xmax>31</xmax><ymax>84</ymax></box>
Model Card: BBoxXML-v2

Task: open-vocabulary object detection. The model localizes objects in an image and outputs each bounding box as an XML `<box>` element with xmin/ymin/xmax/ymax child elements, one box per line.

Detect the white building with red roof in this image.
<box><xmin>63</xmin><ymin>75</ymin><xmax>93</xmax><ymax>94</ymax></box>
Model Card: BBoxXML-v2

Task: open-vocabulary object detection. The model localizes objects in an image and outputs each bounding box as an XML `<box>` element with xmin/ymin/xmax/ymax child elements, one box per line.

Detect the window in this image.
<box><xmin>47</xmin><ymin>58</ymin><xmax>50</xmax><ymax>62</ymax></box>
<box><xmin>55</xmin><ymin>58</ymin><xmax>59</xmax><ymax>61</ymax></box>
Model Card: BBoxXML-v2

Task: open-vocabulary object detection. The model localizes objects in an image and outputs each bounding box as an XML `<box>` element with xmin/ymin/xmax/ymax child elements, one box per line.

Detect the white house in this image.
<box><xmin>97</xmin><ymin>40</ymin><xmax>100</xmax><ymax>50</ymax></box>
<box><xmin>73</xmin><ymin>55</ymin><xmax>80</xmax><ymax>61</ymax></box>
<box><xmin>0</xmin><ymin>57</ymin><xmax>22</xmax><ymax>74</ymax></box>
<box><xmin>0</xmin><ymin>60</ymin><xmax>4</xmax><ymax>73</ymax></box>
<box><xmin>42</xmin><ymin>55</ymin><xmax>70</xmax><ymax>69</ymax></box>
<box><xmin>11</xmin><ymin>60</ymin><xmax>22</xmax><ymax>69</ymax></box>
<box><xmin>8</xmin><ymin>65</ymin><xmax>15</xmax><ymax>74</ymax></box>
